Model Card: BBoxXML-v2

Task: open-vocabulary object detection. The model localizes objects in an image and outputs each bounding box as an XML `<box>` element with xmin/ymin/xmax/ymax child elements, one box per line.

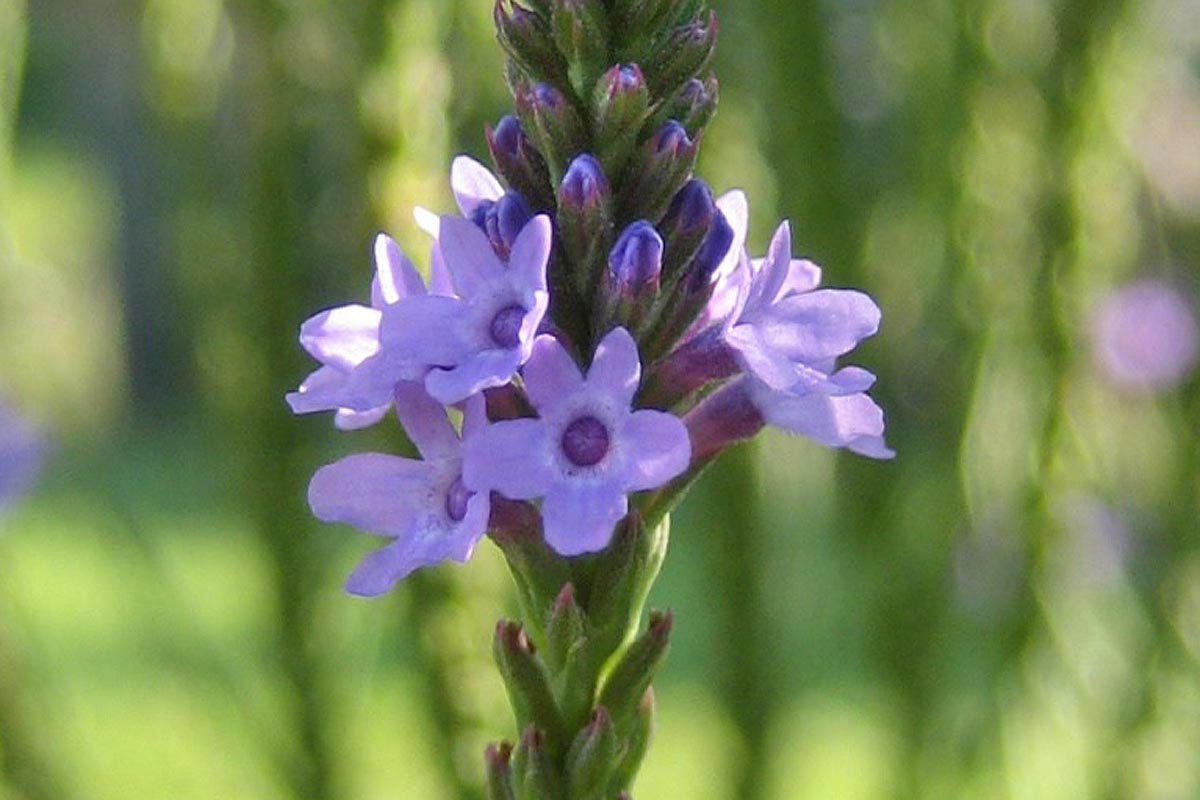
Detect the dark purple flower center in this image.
<box><xmin>490</xmin><ymin>304</ymin><xmax>526</xmax><ymax>350</ymax></box>
<box><xmin>445</xmin><ymin>477</ymin><xmax>472</xmax><ymax>522</ymax></box>
<box><xmin>561</xmin><ymin>416</ymin><xmax>610</xmax><ymax>468</ymax></box>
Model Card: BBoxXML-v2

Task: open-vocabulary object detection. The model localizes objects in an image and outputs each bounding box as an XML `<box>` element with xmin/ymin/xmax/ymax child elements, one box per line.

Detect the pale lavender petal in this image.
<box><xmin>298</xmin><ymin>305</ymin><xmax>381</xmax><ymax>370</ymax></box>
<box><xmin>342</xmin><ymin>348</ymin><xmax>426</xmax><ymax>412</ymax></box>
<box><xmin>451</xmin><ymin>155</ymin><xmax>504</xmax><ymax>218</ymax></box>
<box><xmin>439</xmin><ymin>215</ymin><xmax>507</xmax><ymax>296</ymax></box>
<box><xmin>287</xmin><ymin>365</ymin><xmax>353</xmax><ymax>415</ymax></box>
<box><xmin>753</xmin><ymin>386</ymin><xmax>894</xmax><ymax>459</ymax></box>
<box><xmin>620</xmin><ymin>410</ymin><xmax>691</xmax><ymax>491</ymax></box>
<box><xmin>459</xmin><ymin>392</ymin><xmax>488</xmax><ymax>439</ymax></box>
<box><xmin>425</xmin><ymin>349</ymin><xmax>526</xmax><ymax>405</ymax></box>
<box><xmin>747</xmin><ymin>221</ymin><xmax>793</xmax><ymax>315</ymax></box>
<box><xmin>825</xmin><ymin>366</ymin><xmax>876</xmax><ymax>395</ymax></box>
<box><xmin>462</xmin><ymin>418</ymin><xmax>556</xmax><ymax>499</ymax></box>
<box><xmin>334</xmin><ymin>405</ymin><xmax>390</xmax><ymax>431</ymax></box>
<box><xmin>428</xmin><ymin>239</ymin><xmax>455</xmax><ymax>295</ymax></box>
<box><xmin>308</xmin><ymin>454</ymin><xmax>439</xmax><ymax>537</ymax></box>
<box><xmin>507</xmin><ymin>215</ymin><xmax>552</xmax><ymax>292</ymax></box>
<box><xmin>378</xmin><ymin>294</ymin><xmax>474</xmax><ymax>363</ymax></box>
<box><xmin>345</xmin><ymin>538</ymin><xmax>432</xmax><ymax>597</ymax></box>
<box><xmin>522</xmin><ymin>335</ymin><xmax>584</xmax><ymax>413</ymax></box>
<box><xmin>586</xmin><ymin>327</ymin><xmax>641</xmax><ymax>408</ymax></box>
<box><xmin>779</xmin><ymin>258</ymin><xmax>822</xmax><ymax>299</ymax></box>
<box><xmin>761</xmin><ymin>289</ymin><xmax>882</xmax><ymax>361</ymax></box>
<box><xmin>726</xmin><ymin>324</ymin><xmax>798</xmax><ymax>390</ymax></box>
<box><xmin>541</xmin><ymin>481</ymin><xmax>628</xmax><ymax>556</ymax></box>
<box><xmin>714</xmin><ymin>190</ymin><xmax>749</xmax><ymax>284</ymax></box>
<box><xmin>393</xmin><ymin>381</ymin><xmax>461</xmax><ymax>460</ymax></box>
<box><xmin>371</xmin><ymin>234</ymin><xmax>425</xmax><ymax>307</ymax></box>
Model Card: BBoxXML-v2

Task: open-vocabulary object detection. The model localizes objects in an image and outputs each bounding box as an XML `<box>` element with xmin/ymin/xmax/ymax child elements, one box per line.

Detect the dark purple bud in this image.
<box><xmin>492</xmin><ymin>114</ymin><xmax>526</xmax><ymax>159</ymax></box>
<box><xmin>609</xmin><ymin>221</ymin><xmax>663</xmax><ymax>292</ymax></box>
<box><xmin>687</xmin><ymin>209</ymin><xmax>734</xmax><ymax>289</ymax></box>
<box><xmin>592</xmin><ymin>64</ymin><xmax>652</xmax><ymax>181</ymax></box>
<box><xmin>534</xmin><ymin>82</ymin><xmax>567</xmax><ymax>111</ymax></box>
<box><xmin>653</xmin><ymin>74</ymin><xmax>719</xmax><ymax>138</ymax></box>
<box><xmin>487</xmin><ymin>116</ymin><xmax>554</xmax><ymax>210</ymax></box>
<box><xmin>470</xmin><ymin>199</ymin><xmax>497</xmax><ymax>232</ymax></box>
<box><xmin>518</xmin><ymin>82</ymin><xmax>587</xmax><ymax>181</ymax></box>
<box><xmin>485</xmin><ymin>192</ymin><xmax>533</xmax><ymax>259</ymax></box>
<box><xmin>658</xmin><ymin>179</ymin><xmax>715</xmax><ymax>278</ymax></box>
<box><xmin>622</xmin><ymin>120</ymin><xmax>699</xmax><ymax>222</ymax></box>
<box><xmin>559</xmin><ymin>154</ymin><xmax>608</xmax><ymax>211</ymax></box>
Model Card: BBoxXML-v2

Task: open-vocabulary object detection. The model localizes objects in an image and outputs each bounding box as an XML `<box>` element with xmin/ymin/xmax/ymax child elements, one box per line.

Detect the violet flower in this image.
<box><xmin>307</xmin><ymin>382</ymin><xmax>490</xmax><ymax>596</ymax></box>
<box><xmin>1091</xmin><ymin>278</ymin><xmax>1199</xmax><ymax>392</ymax></box>
<box><xmin>0</xmin><ymin>399</ymin><xmax>44</xmax><ymax>514</ymax></box>
<box><xmin>287</xmin><ymin>234</ymin><xmax>435</xmax><ymax>429</ymax></box>
<box><xmin>379</xmin><ymin>214</ymin><xmax>552</xmax><ymax>405</ymax></box>
<box><xmin>463</xmin><ymin>327</ymin><xmax>691</xmax><ymax>556</ymax></box>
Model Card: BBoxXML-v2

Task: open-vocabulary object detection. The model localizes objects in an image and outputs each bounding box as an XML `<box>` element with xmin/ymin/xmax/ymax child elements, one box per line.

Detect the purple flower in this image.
<box><xmin>1091</xmin><ymin>279</ymin><xmax>1198</xmax><ymax>392</ymax></box>
<box><xmin>287</xmin><ymin>234</ymin><xmax>434</xmax><ymax>429</ymax></box>
<box><xmin>694</xmin><ymin>217</ymin><xmax>893</xmax><ymax>458</ymax></box>
<box><xmin>307</xmin><ymin>382</ymin><xmax>490</xmax><ymax>596</ymax></box>
<box><xmin>463</xmin><ymin>328</ymin><xmax>691</xmax><ymax>556</ymax></box>
<box><xmin>0</xmin><ymin>399</ymin><xmax>45</xmax><ymax>514</ymax></box>
<box><xmin>378</xmin><ymin>214</ymin><xmax>552</xmax><ymax>405</ymax></box>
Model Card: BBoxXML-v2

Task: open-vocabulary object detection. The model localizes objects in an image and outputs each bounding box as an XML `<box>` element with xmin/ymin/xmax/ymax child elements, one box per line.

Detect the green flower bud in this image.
<box><xmin>484</xmin><ymin>742</ymin><xmax>517</xmax><ymax>800</ymax></box>
<box><xmin>566</xmin><ymin>707</ymin><xmax>620</xmax><ymax>800</ymax></box>
<box><xmin>494</xmin><ymin>621</ymin><xmax>568</xmax><ymax>751</ymax></box>
<box><xmin>495</xmin><ymin>0</ymin><xmax>570</xmax><ymax>87</ymax></box>
<box><xmin>597</xmin><ymin>611</ymin><xmax>673</xmax><ymax>731</ymax></box>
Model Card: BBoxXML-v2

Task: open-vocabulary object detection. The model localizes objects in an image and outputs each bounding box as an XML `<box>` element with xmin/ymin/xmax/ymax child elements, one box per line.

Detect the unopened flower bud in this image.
<box><xmin>593</xmin><ymin>64</ymin><xmax>651</xmax><ymax>179</ymax></box>
<box><xmin>494</xmin><ymin>0</ymin><xmax>569</xmax><ymax>87</ymax></box>
<box><xmin>484</xmin><ymin>192</ymin><xmax>533</xmax><ymax>261</ymax></box>
<box><xmin>484</xmin><ymin>742</ymin><xmax>517</xmax><ymax>800</ymax></box>
<box><xmin>599</xmin><ymin>221</ymin><xmax>664</xmax><ymax>332</ymax></box>
<box><xmin>685</xmin><ymin>208</ymin><xmax>734</xmax><ymax>291</ymax></box>
<box><xmin>597</xmin><ymin>610</ymin><xmax>673</xmax><ymax>729</ymax></box>
<box><xmin>487</xmin><ymin>115</ymin><xmax>554</xmax><ymax>211</ymax></box>
<box><xmin>566</xmin><ymin>707</ymin><xmax>620</xmax><ymax>796</ymax></box>
<box><xmin>512</xmin><ymin>725</ymin><xmax>564</xmax><ymax>797</ymax></box>
<box><xmin>622</xmin><ymin>120</ymin><xmax>699</xmax><ymax>223</ymax></box>
<box><xmin>557</xmin><ymin>154</ymin><xmax>614</xmax><ymax>296</ymax></box>
<box><xmin>517</xmin><ymin>82</ymin><xmax>587</xmax><ymax>181</ymax></box>
<box><xmin>493</xmin><ymin>621</ymin><xmax>567</xmax><ymax>747</ymax></box>
<box><xmin>646</xmin><ymin>11</ymin><xmax>718</xmax><ymax>96</ymax></box>
<box><xmin>652</xmin><ymin>74</ymin><xmax>719</xmax><ymax>138</ymax></box>
<box><xmin>658</xmin><ymin>179</ymin><xmax>715</xmax><ymax>280</ymax></box>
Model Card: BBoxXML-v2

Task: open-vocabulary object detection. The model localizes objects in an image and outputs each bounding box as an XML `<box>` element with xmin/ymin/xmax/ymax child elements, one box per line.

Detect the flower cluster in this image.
<box><xmin>288</xmin><ymin>0</ymin><xmax>890</xmax><ymax>598</ymax></box>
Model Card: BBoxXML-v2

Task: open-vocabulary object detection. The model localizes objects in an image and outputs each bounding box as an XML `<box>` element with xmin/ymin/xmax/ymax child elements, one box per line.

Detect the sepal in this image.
<box><xmin>597</xmin><ymin>611</ymin><xmax>673</xmax><ymax>729</ymax></box>
<box><xmin>586</xmin><ymin>514</ymin><xmax>670</xmax><ymax>659</ymax></box>
<box><xmin>593</xmin><ymin>65</ymin><xmax>652</xmax><ymax>181</ymax></box>
<box><xmin>620</xmin><ymin>120</ymin><xmax>698</xmax><ymax>224</ymax></box>
<box><xmin>494</xmin><ymin>621</ymin><xmax>569</xmax><ymax>753</ymax></box>
<box><xmin>487</xmin><ymin>116</ymin><xmax>555</xmax><ymax>212</ymax></box>
<box><xmin>651</xmin><ymin>75</ymin><xmax>719</xmax><ymax>139</ymax></box>
<box><xmin>609</xmin><ymin>688</ymin><xmax>656</xmax><ymax>795</ymax></box>
<box><xmin>485</xmin><ymin>742</ymin><xmax>518</xmax><ymax>800</ymax></box>
<box><xmin>551</xmin><ymin>0</ymin><xmax>611</xmax><ymax>95</ymax></box>
<box><xmin>645</xmin><ymin>12</ymin><xmax>718</xmax><ymax>96</ymax></box>
<box><xmin>565</xmin><ymin>707</ymin><xmax>620</xmax><ymax>800</ymax></box>
<box><xmin>517</xmin><ymin>82</ymin><xmax>588</xmax><ymax>182</ymax></box>
<box><xmin>488</xmin><ymin>509</ymin><xmax>572</xmax><ymax>642</ymax></box>
<box><xmin>513</xmin><ymin>726</ymin><xmax>566</xmax><ymax>800</ymax></box>
<box><xmin>495</xmin><ymin>1</ymin><xmax>570</xmax><ymax>88</ymax></box>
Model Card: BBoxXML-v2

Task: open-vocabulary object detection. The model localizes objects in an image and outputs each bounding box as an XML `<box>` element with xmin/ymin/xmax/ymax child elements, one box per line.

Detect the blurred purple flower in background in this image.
<box><xmin>1091</xmin><ymin>279</ymin><xmax>1199</xmax><ymax>392</ymax></box>
<box><xmin>0</xmin><ymin>399</ymin><xmax>45</xmax><ymax>514</ymax></box>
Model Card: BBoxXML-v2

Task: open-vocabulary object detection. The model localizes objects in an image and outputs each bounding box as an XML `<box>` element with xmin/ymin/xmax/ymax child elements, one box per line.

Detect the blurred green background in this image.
<box><xmin>1</xmin><ymin>0</ymin><xmax>1199</xmax><ymax>798</ymax></box>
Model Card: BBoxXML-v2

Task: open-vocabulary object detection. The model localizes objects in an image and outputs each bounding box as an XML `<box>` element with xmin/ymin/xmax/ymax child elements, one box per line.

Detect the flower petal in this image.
<box><xmin>378</xmin><ymin>294</ymin><xmax>474</xmax><ymax>363</ymax></box>
<box><xmin>522</xmin><ymin>335</ymin><xmax>584</xmax><ymax>413</ymax></box>
<box><xmin>445</xmin><ymin>492</ymin><xmax>491</xmax><ymax>563</ymax></box>
<box><xmin>726</xmin><ymin>324</ymin><xmax>799</xmax><ymax>390</ymax></box>
<box><xmin>393</xmin><ymin>381</ymin><xmax>461</xmax><ymax>461</ymax></box>
<box><xmin>463</xmin><ymin>418</ymin><xmax>556</xmax><ymax>499</ymax></box>
<box><xmin>620</xmin><ymin>410</ymin><xmax>691</xmax><ymax>492</ymax></box>
<box><xmin>344</xmin><ymin>539</ymin><xmax>433</xmax><ymax>597</ymax></box>
<box><xmin>425</xmin><ymin>349</ymin><xmax>525</xmax><ymax>405</ymax></box>
<box><xmin>341</xmin><ymin>349</ymin><xmax>423</xmax><ymax>412</ymax></box>
<box><xmin>541</xmin><ymin>481</ymin><xmax>628</xmax><ymax>556</ymax></box>
<box><xmin>334</xmin><ymin>405</ymin><xmax>390</xmax><ymax>431</ymax></box>
<box><xmin>752</xmin><ymin>385</ymin><xmax>894</xmax><ymax>459</ymax></box>
<box><xmin>459</xmin><ymin>392</ymin><xmax>488</xmax><ymax>440</ymax></box>
<box><xmin>372</xmin><ymin>234</ymin><xmax>425</xmax><ymax>307</ymax></box>
<box><xmin>507</xmin><ymin>215</ymin><xmax>552</xmax><ymax>292</ymax></box>
<box><xmin>439</xmin><ymin>215</ymin><xmax>507</xmax><ymax>296</ymax></box>
<box><xmin>287</xmin><ymin>365</ymin><xmax>352</xmax><ymax>415</ymax></box>
<box><xmin>760</xmin><ymin>289</ymin><xmax>882</xmax><ymax>362</ymax></box>
<box><xmin>749</xmin><ymin>221</ymin><xmax>792</xmax><ymax>315</ymax></box>
<box><xmin>714</xmin><ymin>190</ymin><xmax>749</xmax><ymax>285</ymax></box>
<box><xmin>308</xmin><ymin>453</ymin><xmax>440</xmax><ymax>537</ymax></box>
<box><xmin>586</xmin><ymin>327</ymin><xmax>641</xmax><ymax>408</ymax></box>
<box><xmin>451</xmin><ymin>155</ymin><xmax>504</xmax><ymax>219</ymax></box>
<box><xmin>299</xmin><ymin>305</ymin><xmax>381</xmax><ymax>370</ymax></box>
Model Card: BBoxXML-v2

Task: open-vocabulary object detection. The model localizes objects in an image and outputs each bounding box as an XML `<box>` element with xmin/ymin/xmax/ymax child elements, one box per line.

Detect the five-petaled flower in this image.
<box><xmin>308</xmin><ymin>382</ymin><xmax>490</xmax><ymax>596</ymax></box>
<box><xmin>464</xmin><ymin>327</ymin><xmax>691</xmax><ymax>556</ymax></box>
